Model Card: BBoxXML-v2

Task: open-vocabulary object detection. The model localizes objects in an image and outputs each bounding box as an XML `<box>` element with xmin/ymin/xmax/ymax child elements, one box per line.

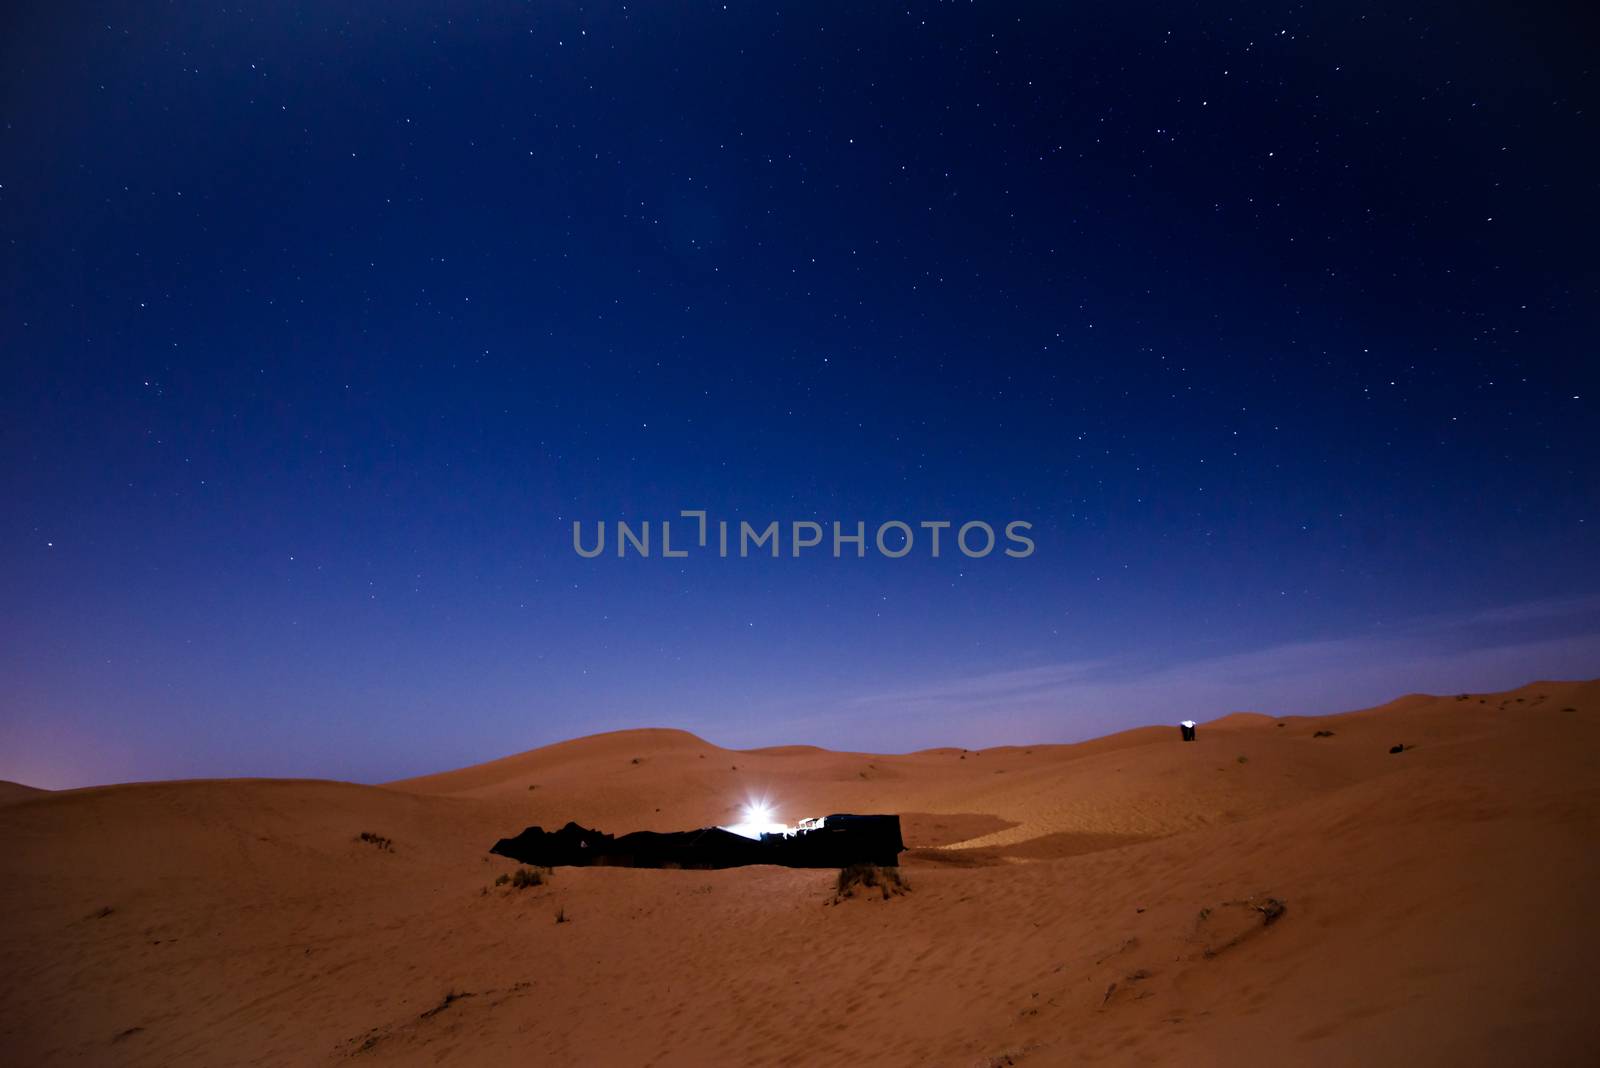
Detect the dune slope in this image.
<box><xmin>1</xmin><ymin>681</ymin><xmax>1596</xmax><ymax>1066</ymax></box>
<box><xmin>0</xmin><ymin>780</ymin><xmax>47</xmax><ymax>805</ymax></box>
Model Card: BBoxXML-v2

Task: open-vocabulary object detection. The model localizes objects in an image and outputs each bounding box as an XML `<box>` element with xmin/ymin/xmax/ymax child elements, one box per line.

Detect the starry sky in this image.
<box><xmin>3</xmin><ymin>3</ymin><xmax>1597</xmax><ymax>789</ymax></box>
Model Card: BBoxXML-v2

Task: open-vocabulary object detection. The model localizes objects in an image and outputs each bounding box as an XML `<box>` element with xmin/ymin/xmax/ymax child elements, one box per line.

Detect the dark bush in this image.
<box><xmin>834</xmin><ymin>863</ymin><xmax>909</xmax><ymax>902</ymax></box>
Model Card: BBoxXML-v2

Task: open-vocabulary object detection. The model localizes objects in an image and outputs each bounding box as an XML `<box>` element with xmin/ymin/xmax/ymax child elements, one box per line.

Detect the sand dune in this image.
<box><xmin>0</xmin><ymin>780</ymin><xmax>47</xmax><ymax>805</ymax></box>
<box><xmin>2</xmin><ymin>681</ymin><xmax>1597</xmax><ymax>1065</ymax></box>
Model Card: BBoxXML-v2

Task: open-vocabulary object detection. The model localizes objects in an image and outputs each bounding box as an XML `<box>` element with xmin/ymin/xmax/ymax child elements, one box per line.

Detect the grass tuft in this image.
<box><xmin>833</xmin><ymin>863</ymin><xmax>910</xmax><ymax>902</ymax></box>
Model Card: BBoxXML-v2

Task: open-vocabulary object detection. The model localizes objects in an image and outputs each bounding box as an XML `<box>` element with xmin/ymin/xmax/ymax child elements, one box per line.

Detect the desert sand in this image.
<box><xmin>2</xmin><ymin>680</ymin><xmax>1597</xmax><ymax>1066</ymax></box>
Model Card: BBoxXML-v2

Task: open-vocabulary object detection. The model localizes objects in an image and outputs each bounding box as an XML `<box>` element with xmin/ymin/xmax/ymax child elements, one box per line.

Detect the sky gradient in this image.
<box><xmin>2</xmin><ymin>3</ymin><xmax>1596</xmax><ymax>788</ymax></box>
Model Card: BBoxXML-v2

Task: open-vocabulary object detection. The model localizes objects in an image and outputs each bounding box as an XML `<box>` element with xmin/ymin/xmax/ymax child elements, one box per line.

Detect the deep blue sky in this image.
<box><xmin>3</xmin><ymin>3</ymin><xmax>1596</xmax><ymax>788</ymax></box>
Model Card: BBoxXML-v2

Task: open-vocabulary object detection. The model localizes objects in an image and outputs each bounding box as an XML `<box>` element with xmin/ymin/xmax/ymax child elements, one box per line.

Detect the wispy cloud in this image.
<box><xmin>744</xmin><ymin>596</ymin><xmax>1600</xmax><ymax>752</ymax></box>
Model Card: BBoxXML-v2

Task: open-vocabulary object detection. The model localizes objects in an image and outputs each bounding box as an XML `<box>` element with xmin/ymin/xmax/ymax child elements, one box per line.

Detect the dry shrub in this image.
<box><xmin>834</xmin><ymin>863</ymin><xmax>909</xmax><ymax>902</ymax></box>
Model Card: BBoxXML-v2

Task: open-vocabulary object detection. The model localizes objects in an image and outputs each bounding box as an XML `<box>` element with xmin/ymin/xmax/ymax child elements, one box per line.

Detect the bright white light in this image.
<box><xmin>722</xmin><ymin>798</ymin><xmax>791</xmax><ymax>839</ymax></box>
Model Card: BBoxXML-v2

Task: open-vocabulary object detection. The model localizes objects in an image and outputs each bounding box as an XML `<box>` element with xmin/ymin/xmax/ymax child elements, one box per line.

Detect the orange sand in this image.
<box><xmin>2</xmin><ymin>680</ymin><xmax>1597</xmax><ymax>1065</ymax></box>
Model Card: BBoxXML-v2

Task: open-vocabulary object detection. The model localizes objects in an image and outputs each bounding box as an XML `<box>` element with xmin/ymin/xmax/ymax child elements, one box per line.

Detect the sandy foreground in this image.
<box><xmin>2</xmin><ymin>681</ymin><xmax>1597</xmax><ymax>1066</ymax></box>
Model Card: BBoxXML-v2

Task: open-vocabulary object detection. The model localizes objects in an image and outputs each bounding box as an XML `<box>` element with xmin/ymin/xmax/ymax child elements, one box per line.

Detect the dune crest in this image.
<box><xmin>0</xmin><ymin>780</ymin><xmax>47</xmax><ymax>805</ymax></box>
<box><xmin>2</xmin><ymin>680</ymin><xmax>1596</xmax><ymax>1065</ymax></box>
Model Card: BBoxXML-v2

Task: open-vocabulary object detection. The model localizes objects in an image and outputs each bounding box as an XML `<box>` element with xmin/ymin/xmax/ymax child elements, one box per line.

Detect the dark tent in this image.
<box><xmin>491</xmin><ymin>814</ymin><xmax>904</xmax><ymax>869</ymax></box>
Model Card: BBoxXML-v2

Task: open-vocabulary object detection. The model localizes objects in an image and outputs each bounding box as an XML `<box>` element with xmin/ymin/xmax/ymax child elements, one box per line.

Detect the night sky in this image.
<box><xmin>3</xmin><ymin>3</ymin><xmax>1596</xmax><ymax>789</ymax></box>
